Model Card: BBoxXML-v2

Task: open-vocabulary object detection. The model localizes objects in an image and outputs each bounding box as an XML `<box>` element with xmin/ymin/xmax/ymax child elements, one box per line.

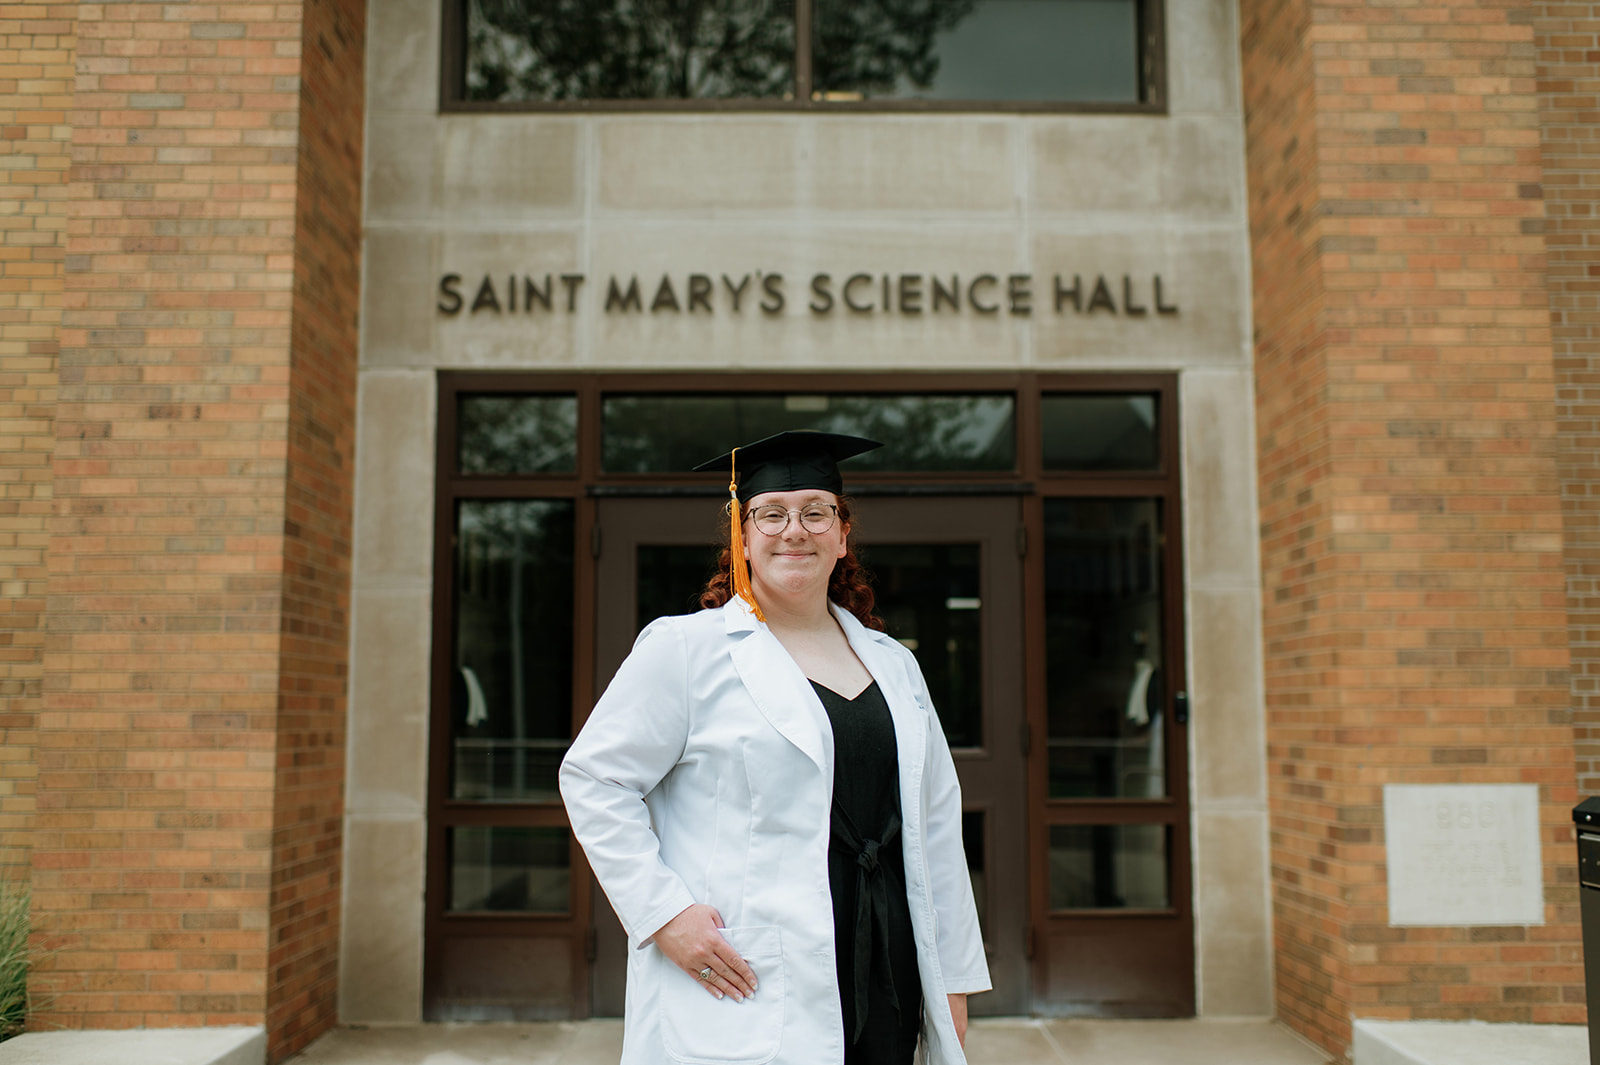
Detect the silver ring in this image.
<box><xmin>698</xmin><ymin>966</ymin><xmax>713</xmax><ymax>981</ymax></box>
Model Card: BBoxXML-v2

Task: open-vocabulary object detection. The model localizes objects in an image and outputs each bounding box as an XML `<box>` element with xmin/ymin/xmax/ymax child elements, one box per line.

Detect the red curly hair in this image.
<box><xmin>699</xmin><ymin>495</ymin><xmax>885</xmax><ymax>631</ymax></box>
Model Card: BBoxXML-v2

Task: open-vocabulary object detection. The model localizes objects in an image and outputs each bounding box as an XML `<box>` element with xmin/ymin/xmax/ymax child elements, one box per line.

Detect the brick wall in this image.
<box><xmin>266</xmin><ymin>0</ymin><xmax>362</xmax><ymax>1057</ymax></box>
<box><xmin>1536</xmin><ymin>4</ymin><xmax>1600</xmax><ymax>796</ymax></box>
<box><xmin>0</xmin><ymin>5</ymin><xmax>75</xmax><ymax>879</ymax></box>
<box><xmin>1239</xmin><ymin>0</ymin><xmax>1340</xmax><ymax>1049</ymax></box>
<box><xmin>1240</xmin><ymin>0</ymin><xmax>1583</xmax><ymax>1057</ymax></box>
<box><xmin>30</xmin><ymin>3</ymin><xmax>362</xmax><ymax>1056</ymax></box>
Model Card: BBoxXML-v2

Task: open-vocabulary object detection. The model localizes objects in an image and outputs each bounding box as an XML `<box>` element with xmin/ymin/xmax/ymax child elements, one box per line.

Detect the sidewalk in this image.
<box><xmin>287</xmin><ymin>1018</ymin><xmax>1336</xmax><ymax>1065</ymax></box>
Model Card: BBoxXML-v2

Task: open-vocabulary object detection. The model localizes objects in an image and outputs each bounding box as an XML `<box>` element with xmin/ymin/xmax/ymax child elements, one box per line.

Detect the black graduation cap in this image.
<box><xmin>692</xmin><ymin>430</ymin><xmax>882</xmax><ymax>503</ymax></box>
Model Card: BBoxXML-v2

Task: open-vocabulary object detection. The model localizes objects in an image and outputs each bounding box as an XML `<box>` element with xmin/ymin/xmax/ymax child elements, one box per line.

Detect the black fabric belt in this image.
<box><xmin>830</xmin><ymin>803</ymin><xmax>903</xmax><ymax>1043</ymax></box>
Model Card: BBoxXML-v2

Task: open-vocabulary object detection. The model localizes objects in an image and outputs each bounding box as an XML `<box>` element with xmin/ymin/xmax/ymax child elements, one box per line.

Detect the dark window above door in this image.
<box><xmin>443</xmin><ymin>0</ymin><xmax>1166</xmax><ymax>112</ymax></box>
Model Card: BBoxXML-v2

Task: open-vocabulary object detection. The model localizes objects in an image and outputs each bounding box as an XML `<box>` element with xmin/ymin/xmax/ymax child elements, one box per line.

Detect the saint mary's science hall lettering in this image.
<box><xmin>436</xmin><ymin>271</ymin><xmax>1179</xmax><ymax>318</ymax></box>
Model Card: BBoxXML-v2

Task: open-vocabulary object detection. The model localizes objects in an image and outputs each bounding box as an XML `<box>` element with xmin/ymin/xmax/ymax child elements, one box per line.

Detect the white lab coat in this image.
<box><xmin>560</xmin><ymin>598</ymin><xmax>990</xmax><ymax>1065</ymax></box>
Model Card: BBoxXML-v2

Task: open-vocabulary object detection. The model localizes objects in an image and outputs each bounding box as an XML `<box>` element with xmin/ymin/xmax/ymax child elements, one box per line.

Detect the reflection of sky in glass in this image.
<box><xmin>898</xmin><ymin>0</ymin><xmax>1139</xmax><ymax>103</ymax></box>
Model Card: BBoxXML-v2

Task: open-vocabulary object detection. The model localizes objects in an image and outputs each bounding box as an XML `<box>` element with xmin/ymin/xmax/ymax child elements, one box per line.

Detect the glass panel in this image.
<box><xmin>602</xmin><ymin>393</ymin><xmax>1015</xmax><ymax>473</ymax></box>
<box><xmin>1048</xmin><ymin>824</ymin><xmax>1167</xmax><ymax>910</ymax></box>
<box><xmin>449</xmin><ymin>826</ymin><xmax>571</xmax><ymax>913</ymax></box>
<box><xmin>464</xmin><ymin>0</ymin><xmax>796</xmax><ymax>103</ymax></box>
<box><xmin>858</xmin><ymin>543</ymin><xmax>982</xmax><ymax>748</ymax></box>
<box><xmin>1044</xmin><ymin>498</ymin><xmax>1164</xmax><ymax>798</ymax></box>
<box><xmin>1042</xmin><ymin>393</ymin><xmax>1159</xmax><ymax>472</ymax></box>
<box><xmin>458</xmin><ymin>394</ymin><xmax>577</xmax><ymax>474</ymax></box>
<box><xmin>814</xmin><ymin>0</ymin><xmax>1141</xmax><ymax>104</ymax></box>
<box><xmin>453</xmin><ymin>500</ymin><xmax>575</xmax><ymax>802</ymax></box>
<box><xmin>964</xmin><ymin>810</ymin><xmax>987</xmax><ymax>939</ymax></box>
<box><xmin>636</xmin><ymin>544</ymin><xmax>722</xmax><ymax>631</ymax></box>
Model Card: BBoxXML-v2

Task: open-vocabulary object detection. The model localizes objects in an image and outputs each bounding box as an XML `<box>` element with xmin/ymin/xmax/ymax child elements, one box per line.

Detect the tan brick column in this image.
<box><xmin>1536</xmin><ymin>5</ymin><xmax>1600</xmax><ymax>794</ymax></box>
<box><xmin>29</xmin><ymin>3</ymin><xmax>363</xmax><ymax>1059</ymax></box>
<box><xmin>1240</xmin><ymin>0</ymin><xmax>1582</xmax><ymax>1057</ymax></box>
<box><xmin>0</xmin><ymin>5</ymin><xmax>75</xmax><ymax>878</ymax></box>
<box><xmin>267</xmin><ymin>0</ymin><xmax>364</xmax><ymax>1052</ymax></box>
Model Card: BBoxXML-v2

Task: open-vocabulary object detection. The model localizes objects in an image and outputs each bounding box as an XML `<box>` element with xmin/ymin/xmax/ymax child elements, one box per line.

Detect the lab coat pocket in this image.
<box><xmin>661</xmin><ymin>925</ymin><xmax>786</xmax><ymax>1065</ymax></box>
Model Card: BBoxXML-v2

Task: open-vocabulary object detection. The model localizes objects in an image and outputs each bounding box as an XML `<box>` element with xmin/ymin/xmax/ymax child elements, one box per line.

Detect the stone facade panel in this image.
<box><xmin>338</xmin><ymin>817</ymin><xmax>426</xmax><ymax>1024</ymax></box>
<box><xmin>1195</xmin><ymin>809</ymin><xmax>1274</xmax><ymax>1016</ymax></box>
<box><xmin>441</xmin><ymin>118</ymin><xmax>583</xmax><ymax>219</ymax></box>
<box><xmin>811</xmin><ymin>118</ymin><xmax>1017</xmax><ymax>214</ymax></box>
<box><xmin>346</xmin><ymin>589</ymin><xmax>432</xmax><ymax>818</ymax></box>
<box><xmin>598</xmin><ymin>119</ymin><xmax>800</xmax><ymax>212</ymax></box>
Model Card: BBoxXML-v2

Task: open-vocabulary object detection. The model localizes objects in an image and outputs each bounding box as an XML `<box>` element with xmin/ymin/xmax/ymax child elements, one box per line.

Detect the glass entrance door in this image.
<box><xmin>588</xmin><ymin>495</ymin><xmax>1029</xmax><ymax>1016</ymax></box>
<box><xmin>1029</xmin><ymin>388</ymin><xmax>1193</xmax><ymax>1017</ymax></box>
<box><xmin>424</xmin><ymin>372</ymin><xmax>1193</xmax><ymax>1022</ymax></box>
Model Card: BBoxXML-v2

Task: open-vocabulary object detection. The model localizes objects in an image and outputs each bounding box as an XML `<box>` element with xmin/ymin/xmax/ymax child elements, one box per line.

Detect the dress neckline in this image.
<box><xmin>809</xmin><ymin>678</ymin><xmax>879</xmax><ymax>703</ymax></box>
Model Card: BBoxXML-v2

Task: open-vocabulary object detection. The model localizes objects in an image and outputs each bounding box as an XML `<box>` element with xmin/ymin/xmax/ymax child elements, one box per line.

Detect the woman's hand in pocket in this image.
<box><xmin>653</xmin><ymin>904</ymin><xmax>759</xmax><ymax>1001</ymax></box>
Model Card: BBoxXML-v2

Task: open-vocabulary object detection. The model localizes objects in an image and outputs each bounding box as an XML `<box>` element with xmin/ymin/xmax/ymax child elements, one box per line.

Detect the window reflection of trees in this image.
<box><xmin>458</xmin><ymin>396</ymin><xmax>577</xmax><ymax>475</ymax></box>
<box><xmin>812</xmin><ymin>0</ymin><xmax>976</xmax><ymax>98</ymax></box>
<box><xmin>467</xmin><ymin>0</ymin><xmax>796</xmax><ymax>101</ymax></box>
<box><xmin>464</xmin><ymin>0</ymin><xmax>979</xmax><ymax>103</ymax></box>
<box><xmin>600</xmin><ymin>394</ymin><xmax>1015</xmax><ymax>473</ymax></box>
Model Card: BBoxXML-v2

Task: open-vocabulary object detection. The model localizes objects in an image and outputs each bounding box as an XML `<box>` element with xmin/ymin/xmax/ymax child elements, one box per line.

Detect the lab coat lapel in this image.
<box><xmin>833</xmin><ymin>605</ymin><xmax>928</xmax><ymax>783</ymax></box>
<box><xmin>725</xmin><ymin>600</ymin><xmax>831</xmax><ymax>774</ymax></box>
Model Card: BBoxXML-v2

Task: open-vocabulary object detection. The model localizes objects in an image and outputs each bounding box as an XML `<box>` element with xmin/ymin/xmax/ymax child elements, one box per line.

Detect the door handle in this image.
<box><xmin>1174</xmin><ymin>690</ymin><xmax>1189</xmax><ymax>725</ymax></box>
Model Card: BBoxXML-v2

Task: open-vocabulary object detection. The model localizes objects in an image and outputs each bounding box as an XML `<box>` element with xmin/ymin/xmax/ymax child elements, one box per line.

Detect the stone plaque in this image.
<box><xmin>1383</xmin><ymin>783</ymin><xmax>1543</xmax><ymax>926</ymax></box>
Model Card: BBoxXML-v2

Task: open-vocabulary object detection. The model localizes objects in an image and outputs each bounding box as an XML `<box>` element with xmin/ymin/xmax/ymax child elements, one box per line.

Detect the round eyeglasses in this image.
<box><xmin>748</xmin><ymin>503</ymin><xmax>839</xmax><ymax>536</ymax></box>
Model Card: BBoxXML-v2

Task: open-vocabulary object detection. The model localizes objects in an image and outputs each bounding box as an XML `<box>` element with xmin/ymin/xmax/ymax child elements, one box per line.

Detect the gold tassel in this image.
<box><xmin>728</xmin><ymin>447</ymin><xmax>765</xmax><ymax>622</ymax></box>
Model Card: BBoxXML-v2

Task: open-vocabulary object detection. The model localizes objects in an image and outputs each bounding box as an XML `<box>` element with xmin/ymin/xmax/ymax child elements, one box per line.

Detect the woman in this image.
<box><xmin>559</xmin><ymin>431</ymin><xmax>989</xmax><ymax>1065</ymax></box>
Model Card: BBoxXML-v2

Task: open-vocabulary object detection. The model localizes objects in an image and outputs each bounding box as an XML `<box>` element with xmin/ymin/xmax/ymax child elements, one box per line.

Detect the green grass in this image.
<box><xmin>0</xmin><ymin>877</ymin><xmax>29</xmax><ymax>1042</ymax></box>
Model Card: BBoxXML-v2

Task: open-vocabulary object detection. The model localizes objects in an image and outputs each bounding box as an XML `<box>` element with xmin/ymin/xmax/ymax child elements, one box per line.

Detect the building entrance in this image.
<box><xmin>422</xmin><ymin>373</ymin><xmax>1194</xmax><ymax>1023</ymax></box>
<box><xmin>589</xmin><ymin>495</ymin><xmax>1030</xmax><ymax>1016</ymax></box>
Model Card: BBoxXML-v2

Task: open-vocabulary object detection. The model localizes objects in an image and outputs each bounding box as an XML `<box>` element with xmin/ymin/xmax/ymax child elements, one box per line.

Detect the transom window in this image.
<box><xmin>444</xmin><ymin>0</ymin><xmax>1165</xmax><ymax>112</ymax></box>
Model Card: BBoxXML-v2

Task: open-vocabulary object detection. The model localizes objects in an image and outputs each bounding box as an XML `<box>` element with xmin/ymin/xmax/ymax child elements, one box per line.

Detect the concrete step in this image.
<box><xmin>1352</xmin><ymin>1020</ymin><xmax>1587</xmax><ymax>1065</ymax></box>
<box><xmin>0</xmin><ymin>1027</ymin><xmax>264</xmax><ymax>1065</ymax></box>
<box><xmin>286</xmin><ymin>1018</ymin><xmax>1335</xmax><ymax>1064</ymax></box>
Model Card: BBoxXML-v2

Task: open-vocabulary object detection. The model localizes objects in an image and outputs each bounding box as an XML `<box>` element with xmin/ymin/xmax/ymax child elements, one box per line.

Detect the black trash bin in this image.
<box><xmin>1574</xmin><ymin>797</ymin><xmax>1600</xmax><ymax>1064</ymax></box>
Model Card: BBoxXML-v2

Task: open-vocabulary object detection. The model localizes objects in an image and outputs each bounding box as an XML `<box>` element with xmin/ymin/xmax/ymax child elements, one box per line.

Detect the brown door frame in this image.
<box><xmin>1022</xmin><ymin>373</ymin><xmax>1193</xmax><ymax>1017</ymax></box>
<box><xmin>423</xmin><ymin>381</ymin><xmax>598</xmax><ymax>1020</ymax></box>
<box><xmin>852</xmin><ymin>495</ymin><xmax>1030</xmax><ymax>1014</ymax></box>
<box><xmin>425</xmin><ymin>370</ymin><xmax>1190</xmax><ymax>1020</ymax></box>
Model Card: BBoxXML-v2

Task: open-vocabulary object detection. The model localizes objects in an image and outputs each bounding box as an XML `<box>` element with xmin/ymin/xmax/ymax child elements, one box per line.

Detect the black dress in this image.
<box><xmin>811</xmin><ymin>679</ymin><xmax>922</xmax><ymax>1065</ymax></box>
